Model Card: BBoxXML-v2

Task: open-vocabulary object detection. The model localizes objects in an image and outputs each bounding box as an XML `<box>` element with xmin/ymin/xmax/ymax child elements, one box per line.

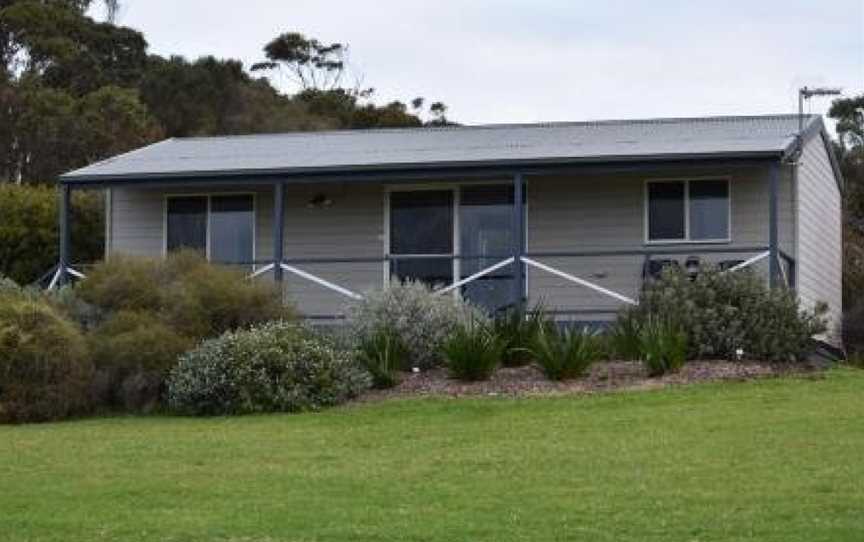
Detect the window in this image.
<box><xmin>646</xmin><ymin>179</ymin><xmax>729</xmax><ymax>242</ymax></box>
<box><xmin>166</xmin><ymin>194</ymin><xmax>255</xmax><ymax>265</ymax></box>
<box><xmin>389</xmin><ymin>190</ymin><xmax>453</xmax><ymax>285</ymax></box>
<box><xmin>166</xmin><ymin>197</ymin><xmax>207</xmax><ymax>253</ymax></box>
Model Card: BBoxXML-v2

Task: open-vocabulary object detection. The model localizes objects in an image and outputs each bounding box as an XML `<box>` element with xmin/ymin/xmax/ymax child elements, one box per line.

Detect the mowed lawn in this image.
<box><xmin>1</xmin><ymin>370</ymin><xmax>863</xmax><ymax>542</ymax></box>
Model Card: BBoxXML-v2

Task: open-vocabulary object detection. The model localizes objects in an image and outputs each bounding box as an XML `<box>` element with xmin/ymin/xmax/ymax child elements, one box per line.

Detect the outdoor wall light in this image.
<box><xmin>307</xmin><ymin>193</ymin><xmax>333</xmax><ymax>209</ymax></box>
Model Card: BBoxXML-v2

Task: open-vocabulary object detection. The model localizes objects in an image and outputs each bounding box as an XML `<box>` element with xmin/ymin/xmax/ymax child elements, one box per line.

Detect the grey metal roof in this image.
<box><xmin>61</xmin><ymin>114</ymin><xmax>823</xmax><ymax>183</ymax></box>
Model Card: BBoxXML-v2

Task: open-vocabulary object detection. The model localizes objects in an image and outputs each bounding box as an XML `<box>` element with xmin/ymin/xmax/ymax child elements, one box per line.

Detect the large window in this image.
<box><xmin>646</xmin><ymin>179</ymin><xmax>729</xmax><ymax>242</ymax></box>
<box><xmin>166</xmin><ymin>194</ymin><xmax>254</xmax><ymax>265</ymax></box>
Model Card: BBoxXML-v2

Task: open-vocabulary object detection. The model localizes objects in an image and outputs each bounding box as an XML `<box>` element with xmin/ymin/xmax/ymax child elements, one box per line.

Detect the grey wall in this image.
<box><xmin>525</xmin><ymin>164</ymin><xmax>793</xmax><ymax>317</ymax></box>
<box><xmin>796</xmin><ymin>136</ymin><xmax>843</xmax><ymax>343</ymax></box>
<box><xmin>107</xmin><ymin>163</ymin><xmax>796</xmax><ymax>320</ymax></box>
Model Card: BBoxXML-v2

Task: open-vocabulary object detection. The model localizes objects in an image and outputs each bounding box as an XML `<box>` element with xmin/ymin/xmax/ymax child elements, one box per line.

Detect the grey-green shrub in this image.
<box><xmin>629</xmin><ymin>267</ymin><xmax>827</xmax><ymax>362</ymax></box>
<box><xmin>442</xmin><ymin>320</ymin><xmax>504</xmax><ymax>381</ymax></box>
<box><xmin>356</xmin><ymin>327</ymin><xmax>408</xmax><ymax>389</ymax></box>
<box><xmin>0</xmin><ymin>274</ymin><xmax>20</xmax><ymax>294</ymax></box>
<box><xmin>167</xmin><ymin>321</ymin><xmax>371</xmax><ymax>416</ymax></box>
<box><xmin>531</xmin><ymin>324</ymin><xmax>603</xmax><ymax>381</ymax></box>
<box><xmin>347</xmin><ymin>280</ymin><xmax>486</xmax><ymax>370</ymax></box>
<box><xmin>639</xmin><ymin>317</ymin><xmax>688</xmax><ymax>376</ymax></box>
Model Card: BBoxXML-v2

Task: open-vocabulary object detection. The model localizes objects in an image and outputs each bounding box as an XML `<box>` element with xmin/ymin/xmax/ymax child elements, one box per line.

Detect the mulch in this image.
<box><xmin>362</xmin><ymin>360</ymin><xmax>825</xmax><ymax>401</ymax></box>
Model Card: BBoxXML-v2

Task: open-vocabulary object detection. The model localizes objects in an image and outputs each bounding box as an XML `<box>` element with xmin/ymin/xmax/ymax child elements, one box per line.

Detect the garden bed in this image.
<box><xmin>366</xmin><ymin>360</ymin><xmax>823</xmax><ymax>400</ymax></box>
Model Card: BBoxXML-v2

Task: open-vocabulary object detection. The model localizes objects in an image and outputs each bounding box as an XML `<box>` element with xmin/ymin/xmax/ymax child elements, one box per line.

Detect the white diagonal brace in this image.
<box><xmin>65</xmin><ymin>267</ymin><xmax>86</xmax><ymax>279</ymax></box>
<box><xmin>520</xmin><ymin>256</ymin><xmax>637</xmax><ymax>306</ymax></box>
<box><xmin>247</xmin><ymin>262</ymin><xmax>275</xmax><ymax>279</ymax></box>
<box><xmin>279</xmin><ymin>263</ymin><xmax>364</xmax><ymax>300</ymax></box>
<box><xmin>726</xmin><ymin>251</ymin><xmax>769</xmax><ymax>272</ymax></box>
<box><xmin>47</xmin><ymin>267</ymin><xmax>62</xmax><ymax>290</ymax></box>
<box><xmin>435</xmin><ymin>257</ymin><xmax>515</xmax><ymax>295</ymax></box>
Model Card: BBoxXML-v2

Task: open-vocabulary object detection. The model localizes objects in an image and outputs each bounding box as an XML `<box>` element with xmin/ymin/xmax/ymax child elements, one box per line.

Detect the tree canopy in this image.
<box><xmin>0</xmin><ymin>3</ymin><xmax>453</xmax><ymax>183</ymax></box>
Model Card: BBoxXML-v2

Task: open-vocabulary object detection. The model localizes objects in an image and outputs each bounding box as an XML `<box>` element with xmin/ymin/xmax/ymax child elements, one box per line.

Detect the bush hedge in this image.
<box><xmin>67</xmin><ymin>252</ymin><xmax>295</xmax><ymax>410</ymax></box>
<box><xmin>167</xmin><ymin>321</ymin><xmax>371</xmax><ymax>416</ymax></box>
<box><xmin>347</xmin><ymin>280</ymin><xmax>485</xmax><ymax>370</ymax></box>
<box><xmin>0</xmin><ymin>292</ymin><xmax>93</xmax><ymax>423</ymax></box>
<box><xmin>628</xmin><ymin>267</ymin><xmax>827</xmax><ymax>362</ymax></box>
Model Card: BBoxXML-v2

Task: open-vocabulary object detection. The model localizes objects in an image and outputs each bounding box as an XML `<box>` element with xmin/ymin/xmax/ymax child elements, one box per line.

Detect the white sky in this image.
<box><xmin>95</xmin><ymin>0</ymin><xmax>864</xmax><ymax>127</ymax></box>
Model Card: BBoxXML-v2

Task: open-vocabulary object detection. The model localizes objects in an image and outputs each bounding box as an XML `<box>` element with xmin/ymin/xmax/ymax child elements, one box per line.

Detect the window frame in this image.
<box><xmin>382</xmin><ymin>182</ymin><xmax>528</xmax><ymax>297</ymax></box>
<box><xmin>643</xmin><ymin>177</ymin><xmax>732</xmax><ymax>245</ymax></box>
<box><xmin>162</xmin><ymin>192</ymin><xmax>257</xmax><ymax>265</ymax></box>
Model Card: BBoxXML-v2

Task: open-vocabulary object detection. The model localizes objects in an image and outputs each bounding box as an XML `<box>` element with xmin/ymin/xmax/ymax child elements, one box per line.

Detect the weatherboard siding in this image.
<box><xmin>108</xmin><ymin>166</ymin><xmax>792</xmax><ymax>319</ymax></box>
<box><xmin>796</xmin><ymin>136</ymin><xmax>843</xmax><ymax>344</ymax></box>
<box><xmin>525</xmin><ymin>166</ymin><xmax>793</xmax><ymax>316</ymax></box>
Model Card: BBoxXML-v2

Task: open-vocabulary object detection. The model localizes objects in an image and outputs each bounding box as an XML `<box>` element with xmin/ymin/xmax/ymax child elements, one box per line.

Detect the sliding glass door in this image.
<box><xmin>459</xmin><ymin>185</ymin><xmax>515</xmax><ymax>312</ymax></box>
<box><xmin>388</xmin><ymin>184</ymin><xmax>522</xmax><ymax>313</ymax></box>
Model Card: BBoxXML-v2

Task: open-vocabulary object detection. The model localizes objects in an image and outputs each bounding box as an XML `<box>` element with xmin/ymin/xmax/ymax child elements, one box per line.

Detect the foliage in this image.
<box><xmin>253</xmin><ymin>32</ymin><xmax>348</xmax><ymax>91</ymax></box>
<box><xmin>167</xmin><ymin>321</ymin><xmax>371</xmax><ymax>416</ymax></box>
<box><xmin>630</xmin><ymin>267</ymin><xmax>827</xmax><ymax>362</ymax></box>
<box><xmin>87</xmin><ymin>310</ymin><xmax>193</xmax><ymax>410</ymax></box>
<box><xmin>76</xmin><ymin>251</ymin><xmax>293</xmax><ymax>339</ymax></box>
<box><xmin>492</xmin><ymin>306</ymin><xmax>547</xmax><ymax>367</ymax></box>
<box><xmin>608</xmin><ymin>310</ymin><xmax>643</xmax><ymax>361</ymax></box>
<box><xmin>638</xmin><ymin>317</ymin><xmax>688</xmax><ymax>377</ymax></box>
<box><xmin>0</xmin><ymin>184</ymin><xmax>103</xmax><ymax>285</ymax></box>
<box><xmin>0</xmin><ymin>5</ymin><xmax>456</xmax><ymax>183</ymax></box>
<box><xmin>830</xmin><ymin>94</ymin><xmax>864</xmax><ymax>356</ymax></box>
<box><xmin>0</xmin><ymin>274</ymin><xmax>20</xmax><ymax>294</ymax></box>
<box><xmin>0</xmin><ymin>292</ymin><xmax>92</xmax><ymax>423</ymax></box>
<box><xmin>347</xmin><ymin>280</ymin><xmax>486</xmax><ymax>370</ymax></box>
<box><xmin>442</xmin><ymin>320</ymin><xmax>504</xmax><ymax>381</ymax></box>
<box><xmin>356</xmin><ymin>327</ymin><xmax>408</xmax><ymax>389</ymax></box>
<box><xmin>531</xmin><ymin>324</ymin><xmax>603</xmax><ymax>381</ymax></box>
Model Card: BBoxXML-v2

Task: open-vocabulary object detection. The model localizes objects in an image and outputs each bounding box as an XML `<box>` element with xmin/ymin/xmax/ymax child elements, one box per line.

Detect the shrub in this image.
<box><xmin>493</xmin><ymin>306</ymin><xmax>546</xmax><ymax>367</ymax></box>
<box><xmin>0</xmin><ymin>274</ymin><xmax>21</xmax><ymax>294</ymax></box>
<box><xmin>356</xmin><ymin>328</ymin><xmax>408</xmax><ymax>389</ymax></box>
<box><xmin>77</xmin><ymin>251</ymin><xmax>293</xmax><ymax>338</ymax></box>
<box><xmin>531</xmin><ymin>324</ymin><xmax>604</xmax><ymax>381</ymax></box>
<box><xmin>347</xmin><ymin>280</ymin><xmax>486</xmax><ymax>370</ymax></box>
<box><xmin>87</xmin><ymin>311</ymin><xmax>193</xmax><ymax>410</ymax></box>
<box><xmin>631</xmin><ymin>267</ymin><xmax>827</xmax><ymax>362</ymax></box>
<box><xmin>442</xmin><ymin>321</ymin><xmax>504</xmax><ymax>381</ymax></box>
<box><xmin>0</xmin><ymin>294</ymin><xmax>93</xmax><ymax>423</ymax></box>
<box><xmin>167</xmin><ymin>321</ymin><xmax>371</xmax><ymax>416</ymax></box>
<box><xmin>639</xmin><ymin>317</ymin><xmax>688</xmax><ymax>377</ymax></box>
<box><xmin>608</xmin><ymin>310</ymin><xmax>642</xmax><ymax>361</ymax></box>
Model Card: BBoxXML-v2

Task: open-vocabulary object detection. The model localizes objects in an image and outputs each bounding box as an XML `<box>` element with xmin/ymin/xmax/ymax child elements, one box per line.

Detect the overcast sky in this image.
<box><xmin>96</xmin><ymin>0</ymin><xmax>863</xmax><ymax>127</ymax></box>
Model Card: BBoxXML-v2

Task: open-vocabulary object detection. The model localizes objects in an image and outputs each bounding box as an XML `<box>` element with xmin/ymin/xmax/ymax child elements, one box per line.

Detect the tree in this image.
<box><xmin>828</xmin><ymin>94</ymin><xmax>864</xmax><ymax>352</ymax></box>
<box><xmin>252</xmin><ymin>32</ymin><xmax>347</xmax><ymax>92</ymax></box>
<box><xmin>0</xmin><ymin>183</ymin><xmax>103</xmax><ymax>284</ymax></box>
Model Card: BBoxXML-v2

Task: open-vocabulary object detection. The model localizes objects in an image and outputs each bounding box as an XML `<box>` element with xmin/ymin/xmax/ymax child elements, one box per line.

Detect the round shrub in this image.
<box><xmin>167</xmin><ymin>321</ymin><xmax>371</xmax><ymax>416</ymax></box>
<box><xmin>0</xmin><ymin>294</ymin><xmax>93</xmax><ymax>423</ymax></box>
<box><xmin>630</xmin><ymin>267</ymin><xmax>827</xmax><ymax>362</ymax></box>
<box><xmin>347</xmin><ymin>280</ymin><xmax>486</xmax><ymax>370</ymax></box>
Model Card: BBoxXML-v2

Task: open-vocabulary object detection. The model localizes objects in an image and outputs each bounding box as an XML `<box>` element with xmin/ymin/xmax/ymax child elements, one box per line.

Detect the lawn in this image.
<box><xmin>1</xmin><ymin>370</ymin><xmax>863</xmax><ymax>542</ymax></box>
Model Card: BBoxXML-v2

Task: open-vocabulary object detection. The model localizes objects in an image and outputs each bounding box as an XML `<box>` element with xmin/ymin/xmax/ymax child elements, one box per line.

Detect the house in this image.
<box><xmin>57</xmin><ymin>114</ymin><xmax>844</xmax><ymax>343</ymax></box>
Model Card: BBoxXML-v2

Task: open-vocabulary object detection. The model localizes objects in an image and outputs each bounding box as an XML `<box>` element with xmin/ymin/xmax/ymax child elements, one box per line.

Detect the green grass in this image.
<box><xmin>2</xmin><ymin>370</ymin><xmax>863</xmax><ymax>542</ymax></box>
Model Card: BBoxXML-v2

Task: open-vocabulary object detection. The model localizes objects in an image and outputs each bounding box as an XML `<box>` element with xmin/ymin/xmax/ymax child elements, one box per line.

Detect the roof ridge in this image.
<box><xmin>170</xmin><ymin>113</ymin><xmax>817</xmax><ymax>142</ymax></box>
